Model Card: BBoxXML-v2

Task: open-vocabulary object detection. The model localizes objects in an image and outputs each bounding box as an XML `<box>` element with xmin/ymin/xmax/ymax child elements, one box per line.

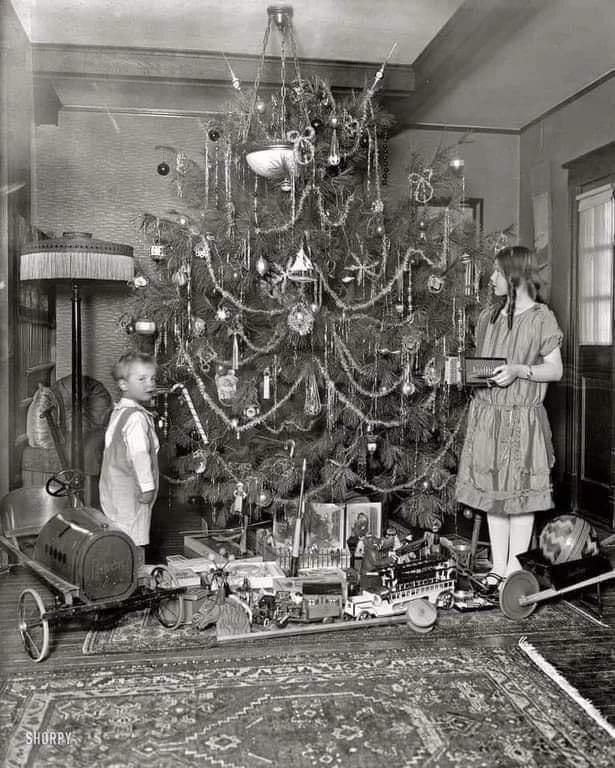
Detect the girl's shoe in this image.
<box><xmin>472</xmin><ymin>571</ymin><xmax>504</xmax><ymax>596</ymax></box>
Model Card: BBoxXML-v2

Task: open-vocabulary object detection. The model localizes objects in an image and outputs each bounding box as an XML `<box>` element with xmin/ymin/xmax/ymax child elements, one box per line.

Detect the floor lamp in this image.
<box><xmin>20</xmin><ymin>232</ymin><xmax>134</xmax><ymax>474</ymax></box>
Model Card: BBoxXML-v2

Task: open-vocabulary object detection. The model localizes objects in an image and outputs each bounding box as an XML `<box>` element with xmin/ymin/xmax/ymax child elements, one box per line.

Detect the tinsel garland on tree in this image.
<box><xmin>124</xmin><ymin>21</ymin><xmax>507</xmax><ymax>529</ymax></box>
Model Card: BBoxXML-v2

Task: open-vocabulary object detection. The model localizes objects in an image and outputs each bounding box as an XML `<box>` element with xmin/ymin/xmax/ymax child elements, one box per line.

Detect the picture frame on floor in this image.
<box><xmin>345</xmin><ymin>501</ymin><xmax>382</xmax><ymax>545</ymax></box>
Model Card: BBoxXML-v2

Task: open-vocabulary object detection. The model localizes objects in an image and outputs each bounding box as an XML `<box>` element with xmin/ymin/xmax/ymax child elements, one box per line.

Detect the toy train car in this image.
<box><xmin>253</xmin><ymin>576</ymin><xmax>345</xmax><ymax>626</ymax></box>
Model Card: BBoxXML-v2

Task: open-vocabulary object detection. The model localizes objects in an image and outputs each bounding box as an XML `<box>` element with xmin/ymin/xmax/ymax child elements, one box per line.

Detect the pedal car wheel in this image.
<box><xmin>499</xmin><ymin>570</ymin><xmax>540</xmax><ymax>620</ymax></box>
<box><xmin>151</xmin><ymin>566</ymin><xmax>184</xmax><ymax>629</ymax></box>
<box><xmin>18</xmin><ymin>588</ymin><xmax>50</xmax><ymax>662</ymax></box>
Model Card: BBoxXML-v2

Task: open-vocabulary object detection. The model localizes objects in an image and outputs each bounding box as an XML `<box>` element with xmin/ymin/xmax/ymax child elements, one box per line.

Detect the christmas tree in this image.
<box><xmin>127</xmin><ymin>7</ymin><xmax>497</xmax><ymax>534</ymax></box>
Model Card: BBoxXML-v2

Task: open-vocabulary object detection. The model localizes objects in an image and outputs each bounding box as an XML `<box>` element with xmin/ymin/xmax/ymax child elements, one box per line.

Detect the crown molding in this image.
<box><xmin>32</xmin><ymin>43</ymin><xmax>415</xmax><ymax>96</ymax></box>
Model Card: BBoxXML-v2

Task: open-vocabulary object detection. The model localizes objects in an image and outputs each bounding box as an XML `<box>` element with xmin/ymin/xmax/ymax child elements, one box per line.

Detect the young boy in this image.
<box><xmin>99</xmin><ymin>352</ymin><xmax>159</xmax><ymax>551</ymax></box>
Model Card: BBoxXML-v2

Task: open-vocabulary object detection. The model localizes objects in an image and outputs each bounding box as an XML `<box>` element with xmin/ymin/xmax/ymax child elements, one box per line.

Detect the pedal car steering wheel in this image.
<box><xmin>45</xmin><ymin>469</ymin><xmax>85</xmax><ymax>498</ymax></box>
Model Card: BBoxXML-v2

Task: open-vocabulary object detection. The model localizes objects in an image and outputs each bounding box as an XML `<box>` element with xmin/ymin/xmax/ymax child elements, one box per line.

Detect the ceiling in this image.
<box><xmin>10</xmin><ymin>0</ymin><xmax>615</xmax><ymax>131</ymax></box>
<box><xmin>12</xmin><ymin>0</ymin><xmax>461</xmax><ymax>64</ymax></box>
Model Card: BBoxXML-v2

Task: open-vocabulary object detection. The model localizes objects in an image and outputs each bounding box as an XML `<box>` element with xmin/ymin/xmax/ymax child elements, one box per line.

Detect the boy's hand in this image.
<box><xmin>138</xmin><ymin>489</ymin><xmax>156</xmax><ymax>504</ymax></box>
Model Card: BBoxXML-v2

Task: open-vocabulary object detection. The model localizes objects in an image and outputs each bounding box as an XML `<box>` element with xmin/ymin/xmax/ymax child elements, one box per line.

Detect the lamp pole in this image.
<box><xmin>71</xmin><ymin>280</ymin><xmax>84</xmax><ymax>473</ymax></box>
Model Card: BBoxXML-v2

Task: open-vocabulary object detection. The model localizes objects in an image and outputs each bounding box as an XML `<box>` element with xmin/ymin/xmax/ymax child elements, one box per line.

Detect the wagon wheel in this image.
<box><xmin>436</xmin><ymin>590</ymin><xmax>454</xmax><ymax>609</ymax></box>
<box><xmin>18</xmin><ymin>588</ymin><xmax>50</xmax><ymax>662</ymax></box>
<box><xmin>499</xmin><ymin>570</ymin><xmax>540</xmax><ymax>620</ymax></box>
<box><xmin>150</xmin><ymin>566</ymin><xmax>184</xmax><ymax>629</ymax></box>
<box><xmin>357</xmin><ymin>611</ymin><xmax>371</xmax><ymax>621</ymax></box>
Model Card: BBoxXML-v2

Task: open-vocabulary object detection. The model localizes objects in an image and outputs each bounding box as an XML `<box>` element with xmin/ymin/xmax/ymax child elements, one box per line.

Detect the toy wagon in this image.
<box><xmin>0</xmin><ymin>471</ymin><xmax>185</xmax><ymax>662</ymax></box>
<box><xmin>498</xmin><ymin>515</ymin><xmax>615</xmax><ymax>620</ymax></box>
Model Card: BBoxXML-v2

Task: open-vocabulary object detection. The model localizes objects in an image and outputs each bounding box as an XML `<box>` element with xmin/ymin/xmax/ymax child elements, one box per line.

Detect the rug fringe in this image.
<box><xmin>518</xmin><ymin>636</ymin><xmax>615</xmax><ymax>739</ymax></box>
<box><xmin>563</xmin><ymin>600</ymin><xmax>610</xmax><ymax>629</ymax></box>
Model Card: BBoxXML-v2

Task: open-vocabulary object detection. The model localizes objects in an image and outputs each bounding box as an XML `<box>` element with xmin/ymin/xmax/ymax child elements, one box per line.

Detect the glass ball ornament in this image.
<box><xmin>367</xmin><ymin>440</ymin><xmax>378</xmax><ymax>454</ymax></box>
<box><xmin>243</xmin><ymin>405</ymin><xmax>260</xmax><ymax>420</ymax></box>
<box><xmin>255</xmin><ymin>99</ymin><xmax>266</xmax><ymax>114</ymax></box>
<box><xmin>360</xmin><ymin>133</ymin><xmax>370</xmax><ymax>148</ymax></box>
<box><xmin>255</xmin><ymin>488</ymin><xmax>273</xmax><ymax>508</ymax></box>
<box><xmin>157</xmin><ymin>161</ymin><xmax>170</xmax><ymax>176</ymax></box>
<box><xmin>329</xmin><ymin>116</ymin><xmax>339</xmax><ymax>129</ymax></box>
<box><xmin>402</xmin><ymin>380</ymin><xmax>416</xmax><ymax>396</ymax></box>
<box><xmin>125</xmin><ymin>320</ymin><xmax>136</xmax><ymax>335</ymax></box>
<box><xmin>449</xmin><ymin>157</ymin><xmax>465</xmax><ymax>176</ymax></box>
<box><xmin>463</xmin><ymin>507</ymin><xmax>474</xmax><ymax>520</ymax></box>
<box><xmin>311</xmin><ymin>118</ymin><xmax>323</xmax><ymax>133</ymax></box>
<box><xmin>230</xmin><ymin>417</ymin><xmax>239</xmax><ymax>429</ymax></box>
<box><xmin>208</xmin><ymin>127</ymin><xmax>221</xmax><ymax>142</ymax></box>
<box><xmin>421</xmin><ymin>478</ymin><xmax>433</xmax><ymax>493</ymax></box>
<box><xmin>255</xmin><ymin>256</ymin><xmax>269</xmax><ymax>276</ymax></box>
<box><xmin>375</xmin><ymin>224</ymin><xmax>385</xmax><ymax>236</ymax></box>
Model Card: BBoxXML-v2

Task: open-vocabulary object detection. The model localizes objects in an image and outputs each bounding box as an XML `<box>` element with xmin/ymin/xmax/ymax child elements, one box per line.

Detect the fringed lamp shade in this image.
<box><xmin>21</xmin><ymin>232</ymin><xmax>133</xmax><ymax>282</ymax></box>
<box><xmin>20</xmin><ymin>232</ymin><xmax>134</xmax><ymax>481</ymax></box>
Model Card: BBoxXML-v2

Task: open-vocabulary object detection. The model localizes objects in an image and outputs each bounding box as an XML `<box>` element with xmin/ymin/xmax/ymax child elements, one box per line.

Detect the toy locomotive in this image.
<box><xmin>252</xmin><ymin>575</ymin><xmax>346</xmax><ymax>626</ymax></box>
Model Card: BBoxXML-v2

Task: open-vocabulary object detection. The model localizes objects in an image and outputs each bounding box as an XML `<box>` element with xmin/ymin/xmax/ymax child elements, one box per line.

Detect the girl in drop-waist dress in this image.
<box><xmin>455</xmin><ymin>245</ymin><xmax>563</xmax><ymax>588</ymax></box>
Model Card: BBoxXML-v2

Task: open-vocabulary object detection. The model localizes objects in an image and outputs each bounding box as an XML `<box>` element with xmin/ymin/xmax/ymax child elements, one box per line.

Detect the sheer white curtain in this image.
<box><xmin>577</xmin><ymin>185</ymin><xmax>614</xmax><ymax>345</ymax></box>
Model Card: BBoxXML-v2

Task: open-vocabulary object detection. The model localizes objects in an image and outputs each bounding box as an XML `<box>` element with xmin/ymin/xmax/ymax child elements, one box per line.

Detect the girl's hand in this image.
<box><xmin>489</xmin><ymin>364</ymin><xmax>522</xmax><ymax>387</ymax></box>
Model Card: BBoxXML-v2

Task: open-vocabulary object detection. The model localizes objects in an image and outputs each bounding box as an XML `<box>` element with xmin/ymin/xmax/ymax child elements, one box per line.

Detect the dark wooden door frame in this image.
<box><xmin>564</xmin><ymin>142</ymin><xmax>615</xmax><ymax>528</ymax></box>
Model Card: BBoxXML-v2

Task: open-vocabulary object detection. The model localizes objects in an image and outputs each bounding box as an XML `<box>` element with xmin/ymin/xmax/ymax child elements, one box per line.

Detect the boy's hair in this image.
<box><xmin>112</xmin><ymin>352</ymin><xmax>157</xmax><ymax>382</ymax></box>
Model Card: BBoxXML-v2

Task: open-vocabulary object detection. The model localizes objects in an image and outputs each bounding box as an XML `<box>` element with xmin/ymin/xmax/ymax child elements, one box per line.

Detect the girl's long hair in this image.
<box><xmin>490</xmin><ymin>245</ymin><xmax>544</xmax><ymax>329</ymax></box>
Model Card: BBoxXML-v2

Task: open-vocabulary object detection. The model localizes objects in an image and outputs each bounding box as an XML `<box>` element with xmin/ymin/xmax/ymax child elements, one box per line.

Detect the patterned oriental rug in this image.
<box><xmin>82</xmin><ymin>600</ymin><xmax>606</xmax><ymax>657</ymax></box>
<box><xmin>2</xmin><ymin>645</ymin><xmax>615</xmax><ymax>768</ymax></box>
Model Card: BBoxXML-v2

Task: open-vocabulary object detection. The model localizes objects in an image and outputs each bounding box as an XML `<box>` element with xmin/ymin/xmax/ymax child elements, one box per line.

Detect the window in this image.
<box><xmin>577</xmin><ymin>185</ymin><xmax>614</xmax><ymax>345</ymax></box>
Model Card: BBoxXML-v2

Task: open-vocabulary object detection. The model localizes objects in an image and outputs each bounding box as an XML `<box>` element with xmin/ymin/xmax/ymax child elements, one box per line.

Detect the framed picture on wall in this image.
<box><xmin>423</xmin><ymin>197</ymin><xmax>484</xmax><ymax>246</ymax></box>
